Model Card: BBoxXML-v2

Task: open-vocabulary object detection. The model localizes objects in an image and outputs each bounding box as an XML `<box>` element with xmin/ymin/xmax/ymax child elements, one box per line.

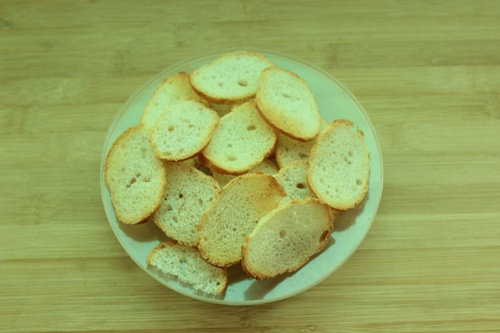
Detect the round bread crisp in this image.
<box><xmin>256</xmin><ymin>67</ymin><xmax>321</xmax><ymax>141</ymax></box>
<box><xmin>147</xmin><ymin>241</ymin><xmax>228</xmax><ymax>295</ymax></box>
<box><xmin>190</xmin><ymin>51</ymin><xmax>275</xmax><ymax>104</ymax></box>
<box><xmin>201</xmin><ymin>100</ymin><xmax>277</xmax><ymax>175</ymax></box>
<box><xmin>150</xmin><ymin>100</ymin><xmax>219</xmax><ymax>161</ymax></box>
<box><xmin>308</xmin><ymin>119</ymin><xmax>370</xmax><ymax>210</ymax></box>
<box><xmin>140</xmin><ymin>72</ymin><xmax>205</xmax><ymax>132</ymax></box>
<box><xmin>242</xmin><ymin>198</ymin><xmax>334</xmax><ymax>280</ymax></box>
<box><xmin>197</xmin><ymin>173</ymin><xmax>286</xmax><ymax>267</ymax></box>
<box><xmin>152</xmin><ymin>162</ymin><xmax>220</xmax><ymax>247</ymax></box>
<box><xmin>104</xmin><ymin>125</ymin><xmax>167</xmax><ymax>224</ymax></box>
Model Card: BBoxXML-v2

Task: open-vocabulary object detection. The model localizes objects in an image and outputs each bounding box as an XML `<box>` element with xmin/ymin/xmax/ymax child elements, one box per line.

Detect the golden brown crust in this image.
<box><xmin>241</xmin><ymin>198</ymin><xmax>334</xmax><ymax>280</ymax></box>
<box><xmin>307</xmin><ymin>119</ymin><xmax>370</xmax><ymax>211</ymax></box>
<box><xmin>196</xmin><ymin>173</ymin><xmax>286</xmax><ymax>267</ymax></box>
<box><xmin>149</xmin><ymin>102</ymin><xmax>219</xmax><ymax>161</ymax></box>
<box><xmin>200</xmin><ymin>100</ymin><xmax>277</xmax><ymax>175</ymax></box>
<box><xmin>255</xmin><ymin>103</ymin><xmax>318</xmax><ymax>142</ymax></box>
<box><xmin>190</xmin><ymin>51</ymin><xmax>275</xmax><ymax>104</ymax></box>
<box><xmin>147</xmin><ymin>241</ymin><xmax>228</xmax><ymax>294</ymax></box>
<box><xmin>104</xmin><ymin>125</ymin><xmax>167</xmax><ymax>224</ymax></box>
<box><xmin>255</xmin><ymin>67</ymin><xmax>321</xmax><ymax>141</ymax></box>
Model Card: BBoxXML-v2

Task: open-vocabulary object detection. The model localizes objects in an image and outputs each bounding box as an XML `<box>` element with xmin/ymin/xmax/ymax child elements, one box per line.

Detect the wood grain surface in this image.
<box><xmin>1</xmin><ymin>1</ymin><xmax>499</xmax><ymax>332</ymax></box>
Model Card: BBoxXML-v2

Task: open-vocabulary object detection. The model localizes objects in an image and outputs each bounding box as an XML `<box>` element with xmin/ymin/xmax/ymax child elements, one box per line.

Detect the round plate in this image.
<box><xmin>100</xmin><ymin>50</ymin><xmax>383</xmax><ymax>305</ymax></box>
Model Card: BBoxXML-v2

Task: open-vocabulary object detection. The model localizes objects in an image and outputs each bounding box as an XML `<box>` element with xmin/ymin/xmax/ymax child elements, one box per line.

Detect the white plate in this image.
<box><xmin>100</xmin><ymin>50</ymin><xmax>384</xmax><ymax>305</ymax></box>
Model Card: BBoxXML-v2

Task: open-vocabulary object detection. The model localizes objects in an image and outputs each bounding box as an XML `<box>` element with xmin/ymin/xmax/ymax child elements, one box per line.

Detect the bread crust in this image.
<box><xmin>241</xmin><ymin>198</ymin><xmax>334</xmax><ymax>280</ymax></box>
<box><xmin>201</xmin><ymin>100</ymin><xmax>277</xmax><ymax>175</ymax></box>
<box><xmin>150</xmin><ymin>101</ymin><xmax>219</xmax><ymax>161</ymax></box>
<box><xmin>140</xmin><ymin>72</ymin><xmax>206</xmax><ymax>131</ymax></box>
<box><xmin>307</xmin><ymin>119</ymin><xmax>370</xmax><ymax>211</ymax></box>
<box><xmin>104</xmin><ymin>125</ymin><xmax>167</xmax><ymax>224</ymax></box>
<box><xmin>147</xmin><ymin>241</ymin><xmax>228</xmax><ymax>295</ymax></box>
<box><xmin>190</xmin><ymin>51</ymin><xmax>275</xmax><ymax>104</ymax></box>
<box><xmin>255</xmin><ymin>67</ymin><xmax>321</xmax><ymax>141</ymax></box>
<box><xmin>197</xmin><ymin>173</ymin><xmax>286</xmax><ymax>267</ymax></box>
<box><xmin>152</xmin><ymin>162</ymin><xmax>220</xmax><ymax>247</ymax></box>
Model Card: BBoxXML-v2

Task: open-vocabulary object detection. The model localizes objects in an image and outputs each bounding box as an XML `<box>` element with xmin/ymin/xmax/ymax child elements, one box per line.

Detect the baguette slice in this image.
<box><xmin>202</xmin><ymin>100</ymin><xmax>277</xmax><ymax>174</ymax></box>
<box><xmin>274</xmin><ymin>160</ymin><xmax>315</xmax><ymax>204</ymax></box>
<box><xmin>190</xmin><ymin>51</ymin><xmax>275</xmax><ymax>104</ymax></box>
<box><xmin>150</xmin><ymin>100</ymin><xmax>219</xmax><ymax>161</ymax></box>
<box><xmin>242</xmin><ymin>198</ymin><xmax>334</xmax><ymax>280</ymax></box>
<box><xmin>308</xmin><ymin>119</ymin><xmax>370</xmax><ymax>210</ymax></box>
<box><xmin>147</xmin><ymin>241</ymin><xmax>228</xmax><ymax>295</ymax></box>
<box><xmin>197</xmin><ymin>173</ymin><xmax>286</xmax><ymax>267</ymax></box>
<box><xmin>152</xmin><ymin>162</ymin><xmax>220</xmax><ymax>247</ymax></box>
<box><xmin>141</xmin><ymin>72</ymin><xmax>205</xmax><ymax>132</ymax></box>
<box><xmin>256</xmin><ymin>67</ymin><xmax>321</xmax><ymax>141</ymax></box>
<box><xmin>104</xmin><ymin>125</ymin><xmax>167</xmax><ymax>224</ymax></box>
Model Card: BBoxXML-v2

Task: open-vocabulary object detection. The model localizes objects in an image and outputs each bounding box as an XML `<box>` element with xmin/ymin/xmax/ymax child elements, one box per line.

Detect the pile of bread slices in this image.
<box><xmin>104</xmin><ymin>51</ymin><xmax>370</xmax><ymax>296</ymax></box>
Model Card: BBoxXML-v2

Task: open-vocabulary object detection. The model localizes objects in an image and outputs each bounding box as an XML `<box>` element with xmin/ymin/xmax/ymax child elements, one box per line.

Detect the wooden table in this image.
<box><xmin>1</xmin><ymin>1</ymin><xmax>499</xmax><ymax>332</ymax></box>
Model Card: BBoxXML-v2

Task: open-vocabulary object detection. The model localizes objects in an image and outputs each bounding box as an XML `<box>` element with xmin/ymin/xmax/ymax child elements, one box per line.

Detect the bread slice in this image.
<box><xmin>152</xmin><ymin>162</ymin><xmax>220</xmax><ymax>247</ymax></box>
<box><xmin>274</xmin><ymin>160</ymin><xmax>315</xmax><ymax>204</ymax></box>
<box><xmin>211</xmin><ymin>158</ymin><xmax>279</xmax><ymax>188</ymax></box>
<box><xmin>150</xmin><ymin>100</ymin><xmax>219</xmax><ymax>161</ymax></box>
<box><xmin>275</xmin><ymin>118</ymin><xmax>329</xmax><ymax>168</ymax></box>
<box><xmin>141</xmin><ymin>72</ymin><xmax>205</xmax><ymax>132</ymax></box>
<box><xmin>308</xmin><ymin>119</ymin><xmax>370</xmax><ymax>210</ymax></box>
<box><xmin>190</xmin><ymin>51</ymin><xmax>275</xmax><ymax>104</ymax></box>
<box><xmin>104</xmin><ymin>125</ymin><xmax>167</xmax><ymax>224</ymax></box>
<box><xmin>197</xmin><ymin>173</ymin><xmax>286</xmax><ymax>267</ymax></box>
<box><xmin>147</xmin><ymin>241</ymin><xmax>228</xmax><ymax>295</ymax></box>
<box><xmin>201</xmin><ymin>100</ymin><xmax>277</xmax><ymax>174</ymax></box>
<box><xmin>242</xmin><ymin>198</ymin><xmax>334</xmax><ymax>280</ymax></box>
<box><xmin>256</xmin><ymin>67</ymin><xmax>321</xmax><ymax>141</ymax></box>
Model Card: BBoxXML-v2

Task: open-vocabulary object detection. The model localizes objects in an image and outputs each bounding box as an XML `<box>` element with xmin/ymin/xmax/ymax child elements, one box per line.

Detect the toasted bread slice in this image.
<box><xmin>150</xmin><ymin>100</ymin><xmax>219</xmax><ymax>161</ymax></box>
<box><xmin>152</xmin><ymin>162</ymin><xmax>220</xmax><ymax>247</ymax></box>
<box><xmin>274</xmin><ymin>160</ymin><xmax>315</xmax><ymax>204</ymax></box>
<box><xmin>190</xmin><ymin>51</ymin><xmax>275</xmax><ymax>104</ymax></box>
<box><xmin>308</xmin><ymin>119</ymin><xmax>370</xmax><ymax>210</ymax></box>
<box><xmin>256</xmin><ymin>67</ymin><xmax>321</xmax><ymax>141</ymax></box>
<box><xmin>197</xmin><ymin>173</ymin><xmax>286</xmax><ymax>267</ymax></box>
<box><xmin>141</xmin><ymin>72</ymin><xmax>205</xmax><ymax>132</ymax></box>
<box><xmin>147</xmin><ymin>241</ymin><xmax>228</xmax><ymax>295</ymax></box>
<box><xmin>104</xmin><ymin>125</ymin><xmax>167</xmax><ymax>224</ymax></box>
<box><xmin>201</xmin><ymin>100</ymin><xmax>277</xmax><ymax>174</ymax></box>
<box><xmin>242</xmin><ymin>198</ymin><xmax>334</xmax><ymax>280</ymax></box>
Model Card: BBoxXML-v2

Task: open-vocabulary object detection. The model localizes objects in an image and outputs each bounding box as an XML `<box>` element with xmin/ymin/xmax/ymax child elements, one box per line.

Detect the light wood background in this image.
<box><xmin>1</xmin><ymin>1</ymin><xmax>499</xmax><ymax>332</ymax></box>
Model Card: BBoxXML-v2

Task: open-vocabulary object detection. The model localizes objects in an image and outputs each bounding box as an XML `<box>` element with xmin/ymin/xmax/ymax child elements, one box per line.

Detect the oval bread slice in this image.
<box><xmin>147</xmin><ymin>241</ymin><xmax>228</xmax><ymax>295</ymax></box>
<box><xmin>190</xmin><ymin>51</ymin><xmax>275</xmax><ymax>104</ymax></box>
<box><xmin>104</xmin><ymin>125</ymin><xmax>167</xmax><ymax>224</ymax></box>
<box><xmin>242</xmin><ymin>198</ymin><xmax>334</xmax><ymax>280</ymax></box>
<box><xmin>150</xmin><ymin>100</ymin><xmax>219</xmax><ymax>161</ymax></box>
<box><xmin>201</xmin><ymin>100</ymin><xmax>277</xmax><ymax>174</ymax></box>
<box><xmin>308</xmin><ymin>119</ymin><xmax>370</xmax><ymax>210</ymax></box>
<box><xmin>256</xmin><ymin>67</ymin><xmax>321</xmax><ymax>141</ymax></box>
<box><xmin>152</xmin><ymin>162</ymin><xmax>220</xmax><ymax>247</ymax></box>
<box><xmin>141</xmin><ymin>72</ymin><xmax>205</xmax><ymax>132</ymax></box>
<box><xmin>197</xmin><ymin>173</ymin><xmax>286</xmax><ymax>267</ymax></box>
